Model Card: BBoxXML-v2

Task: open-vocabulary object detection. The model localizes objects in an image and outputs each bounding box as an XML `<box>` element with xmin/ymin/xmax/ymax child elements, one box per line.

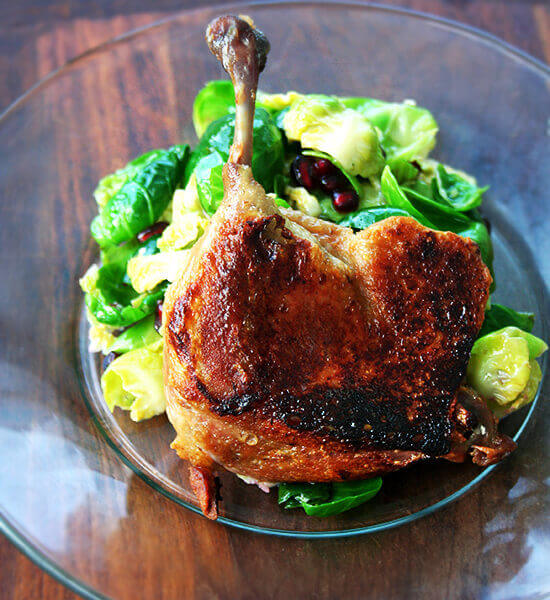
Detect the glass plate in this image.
<box><xmin>0</xmin><ymin>2</ymin><xmax>548</xmax><ymax>598</ymax></box>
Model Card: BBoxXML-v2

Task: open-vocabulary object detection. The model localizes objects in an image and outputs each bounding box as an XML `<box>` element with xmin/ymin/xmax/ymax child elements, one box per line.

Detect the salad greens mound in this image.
<box><xmin>81</xmin><ymin>81</ymin><xmax>547</xmax><ymax>517</ymax></box>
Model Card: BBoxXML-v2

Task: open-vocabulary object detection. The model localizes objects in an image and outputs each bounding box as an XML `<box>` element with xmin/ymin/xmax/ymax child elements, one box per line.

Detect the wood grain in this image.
<box><xmin>0</xmin><ymin>2</ymin><xmax>548</xmax><ymax>600</ymax></box>
<box><xmin>1</xmin><ymin>0</ymin><xmax>549</xmax><ymax>115</ymax></box>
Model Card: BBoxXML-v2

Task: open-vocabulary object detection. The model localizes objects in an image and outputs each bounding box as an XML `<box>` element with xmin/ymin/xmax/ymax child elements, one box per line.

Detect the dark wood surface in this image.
<box><xmin>0</xmin><ymin>2</ymin><xmax>548</xmax><ymax>599</ymax></box>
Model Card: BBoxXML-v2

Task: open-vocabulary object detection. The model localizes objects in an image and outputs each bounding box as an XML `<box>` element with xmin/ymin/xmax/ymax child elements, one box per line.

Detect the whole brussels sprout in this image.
<box><xmin>467</xmin><ymin>327</ymin><xmax>547</xmax><ymax>418</ymax></box>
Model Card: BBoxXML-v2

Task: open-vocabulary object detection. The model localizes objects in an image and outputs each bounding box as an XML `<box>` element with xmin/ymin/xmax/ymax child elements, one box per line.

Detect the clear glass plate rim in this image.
<box><xmin>0</xmin><ymin>2</ymin><xmax>548</xmax><ymax>598</ymax></box>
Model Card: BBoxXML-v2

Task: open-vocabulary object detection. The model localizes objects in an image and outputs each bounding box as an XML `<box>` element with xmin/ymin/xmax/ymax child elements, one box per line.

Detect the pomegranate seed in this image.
<box><xmin>320</xmin><ymin>174</ymin><xmax>345</xmax><ymax>193</ymax></box>
<box><xmin>137</xmin><ymin>221</ymin><xmax>168</xmax><ymax>243</ymax></box>
<box><xmin>291</xmin><ymin>156</ymin><xmax>315</xmax><ymax>190</ymax></box>
<box><xmin>312</xmin><ymin>158</ymin><xmax>337</xmax><ymax>178</ymax></box>
<box><xmin>332</xmin><ymin>190</ymin><xmax>359</xmax><ymax>213</ymax></box>
<box><xmin>103</xmin><ymin>351</ymin><xmax>119</xmax><ymax>370</ymax></box>
<box><xmin>155</xmin><ymin>301</ymin><xmax>163</xmax><ymax>332</ymax></box>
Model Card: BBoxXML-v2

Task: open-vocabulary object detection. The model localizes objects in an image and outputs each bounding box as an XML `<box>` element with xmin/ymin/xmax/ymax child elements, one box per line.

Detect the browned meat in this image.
<box><xmin>189</xmin><ymin>466</ymin><xmax>218</xmax><ymax>520</ymax></box>
<box><xmin>445</xmin><ymin>386</ymin><xmax>517</xmax><ymax>466</ymax></box>
<box><xmin>163</xmin><ymin>16</ymin><xmax>512</xmax><ymax>518</ymax></box>
<box><xmin>165</xmin><ymin>164</ymin><xmax>492</xmax><ymax>480</ymax></box>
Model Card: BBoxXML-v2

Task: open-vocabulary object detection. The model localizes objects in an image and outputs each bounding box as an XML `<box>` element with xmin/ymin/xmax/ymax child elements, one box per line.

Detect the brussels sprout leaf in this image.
<box><xmin>278</xmin><ymin>478</ymin><xmax>382</xmax><ymax>517</ymax></box>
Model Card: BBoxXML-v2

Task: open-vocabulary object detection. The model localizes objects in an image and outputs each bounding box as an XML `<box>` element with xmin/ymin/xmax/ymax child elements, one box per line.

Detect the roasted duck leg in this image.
<box><xmin>163</xmin><ymin>15</ymin><xmax>514</xmax><ymax>519</ymax></box>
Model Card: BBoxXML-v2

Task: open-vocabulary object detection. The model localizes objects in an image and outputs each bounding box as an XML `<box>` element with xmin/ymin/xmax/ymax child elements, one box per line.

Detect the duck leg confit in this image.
<box><xmin>163</xmin><ymin>15</ymin><xmax>515</xmax><ymax>519</ymax></box>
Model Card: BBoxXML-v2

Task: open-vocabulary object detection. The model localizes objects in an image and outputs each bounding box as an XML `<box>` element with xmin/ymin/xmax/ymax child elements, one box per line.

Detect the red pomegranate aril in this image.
<box><xmin>312</xmin><ymin>158</ymin><xmax>337</xmax><ymax>178</ymax></box>
<box><xmin>320</xmin><ymin>174</ymin><xmax>345</xmax><ymax>193</ymax></box>
<box><xmin>291</xmin><ymin>156</ymin><xmax>315</xmax><ymax>190</ymax></box>
<box><xmin>155</xmin><ymin>300</ymin><xmax>164</xmax><ymax>332</ymax></box>
<box><xmin>332</xmin><ymin>190</ymin><xmax>359</xmax><ymax>213</ymax></box>
<box><xmin>137</xmin><ymin>221</ymin><xmax>168</xmax><ymax>243</ymax></box>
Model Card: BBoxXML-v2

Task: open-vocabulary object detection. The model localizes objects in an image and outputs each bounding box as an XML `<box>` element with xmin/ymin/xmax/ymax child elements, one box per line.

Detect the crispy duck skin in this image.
<box><xmin>163</xmin><ymin>16</ymin><xmax>514</xmax><ymax>518</ymax></box>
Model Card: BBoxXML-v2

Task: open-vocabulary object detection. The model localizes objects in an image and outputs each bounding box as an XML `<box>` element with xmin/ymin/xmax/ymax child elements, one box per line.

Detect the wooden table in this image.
<box><xmin>0</xmin><ymin>1</ymin><xmax>548</xmax><ymax>599</ymax></box>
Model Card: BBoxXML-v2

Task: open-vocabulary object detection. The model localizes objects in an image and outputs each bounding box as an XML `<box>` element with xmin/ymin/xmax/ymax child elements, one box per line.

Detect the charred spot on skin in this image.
<box><xmin>420</xmin><ymin>233</ymin><xmax>437</xmax><ymax>260</ymax></box>
<box><xmin>196</xmin><ymin>376</ymin><xmax>260</xmax><ymax>415</ymax></box>
<box><xmin>273</xmin><ymin>387</ymin><xmax>452</xmax><ymax>455</ymax></box>
<box><xmin>243</xmin><ymin>215</ymin><xmax>291</xmax><ymax>262</ymax></box>
<box><xmin>188</xmin><ymin>366</ymin><xmax>453</xmax><ymax>456</ymax></box>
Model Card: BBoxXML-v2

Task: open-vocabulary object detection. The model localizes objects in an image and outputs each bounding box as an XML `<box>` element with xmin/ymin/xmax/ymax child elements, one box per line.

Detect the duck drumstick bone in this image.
<box><xmin>206</xmin><ymin>15</ymin><xmax>270</xmax><ymax>166</ymax></box>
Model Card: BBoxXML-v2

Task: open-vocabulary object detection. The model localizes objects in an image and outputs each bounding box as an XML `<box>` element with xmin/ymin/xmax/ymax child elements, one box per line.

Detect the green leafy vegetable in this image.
<box><xmin>273</xmin><ymin>173</ymin><xmax>290</xmax><ymax>198</ymax></box>
<box><xmin>93</xmin><ymin>149</ymin><xmax>168</xmax><ymax>210</ymax></box>
<box><xmin>380</xmin><ymin>167</ymin><xmax>433</xmax><ymax>226</ymax></box>
<box><xmin>279</xmin><ymin>478</ymin><xmax>382</xmax><ymax>517</ymax></box>
<box><xmin>84</xmin><ymin>268</ymin><xmax>167</xmax><ymax>328</ymax></box>
<box><xmin>402</xmin><ymin>183</ymin><xmax>494</xmax><ymax>272</ymax></box>
<box><xmin>127</xmin><ymin>249</ymin><xmax>190</xmax><ymax>293</ymax></box>
<box><xmin>405</xmin><ymin>179</ymin><xmax>433</xmax><ymax>199</ymax></box>
<box><xmin>101</xmin><ymin>340</ymin><xmax>166</xmax><ymax>421</ymax></box>
<box><xmin>109</xmin><ymin>315</ymin><xmax>160</xmax><ymax>354</ymax></box>
<box><xmin>258</xmin><ymin>90</ymin><xmax>438</xmax><ymax>164</ymax></box>
<box><xmin>316</xmin><ymin>180</ymin><xmax>385</xmax><ymax>224</ymax></box>
<box><xmin>192</xmin><ymin>84</ymin><xmax>438</xmax><ymax>168</ymax></box>
<box><xmin>91</xmin><ymin>145</ymin><xmax>189</xmax><ymax>247</ymax></box>
<box><xmin>318</xmin><ymin>197</ymin><xmax>346</xmax><ymax>223</ymax></box>
<box><xmin>194</xmin><ymin>155</ymin><xmax>225</xmax><ymax>215</ymax></box>
<box><xmin>387</xmin><ymin>158</ymin><xmax>420</xmax><ymax>184</ymax></box>
<box><xmin>278</xmin><ymin>483</ymin><xmax>331</xmax><ymax>509</ymax></box>
<box><xmin>94</xmin><ymin>171</ymin><xmax>130</xmax><ymax>212</ymax></box>
<box><xmin>479</xmin><ymin>303</ymin><xmax>535</xmax><ymax>338</ymax></box>
<box><xmin>191</xmin><ymin>80</ymin><xmax>298</xmax><ymax>136</ymax></box>
<box><xmin>274</xmin><ymin>107</ymin><xmax>290</xmax><ymax>130</ymax></box>
<box><xmin>338</xmin><ymin>206</ymin><xmax>412</xmax><ymax>229</ymax></box>
<box><xmin>192</xmin><ymin>80</ymin><xmax>235</xmax><ymax>137</ymax></box>
<box><xmin>192</xmin><ymin>82</ymin><xmax>305</xmax><ymax>135</ymax></box>
<box><xmin>283</xmin><ymin>95</ymin><xmax>385</xmax><ymax>178</ymax></box>
<box><xmin>341</xmin><ymin>97</ymin><xmax>438</xmax><ymax>161</ymax></box>
<box><xmin>158</xmin><ymin>178</ymin><xmax>210</xmax><ymax>252</ymax></box>
<box><xmin>431</xmin><ymin>164</ymin><xmax>487</xmax><ymax>212</ymax></box>
<box><xmin>467</xmin><ymin>327</ymin><xmax>547</xmax><ymax>418</ymax></box>
<box><xmin>187</xmin><ymin>109</ymin><xmax>284</xmax><ymax>214</ymax></box>
<box><xmin>103</xmin><ymin>235</ymin><xmax>160</xmax><ymax>281</ymax></box>
<box><xmin>80</xmin><ymin>232</ymin><xmax>168</xmax><ymax>328</ymax></box>
<box><xmin>273</xmin><ymin>196</ymin><xmax>290</xmax><ymax>208</ymax></box>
